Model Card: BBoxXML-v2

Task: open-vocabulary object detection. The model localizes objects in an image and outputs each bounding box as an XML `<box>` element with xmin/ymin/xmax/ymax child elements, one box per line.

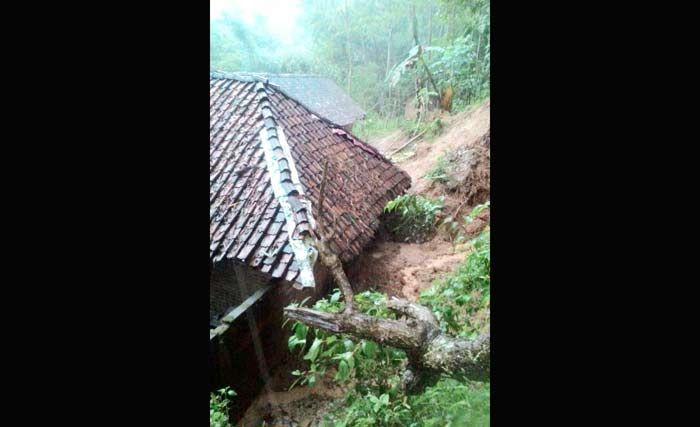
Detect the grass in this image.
<box><xmin>420</xmin><ymin>229</ymin><xmax>490</xmax><ymax>338</ymax></box>
<box><xmin>352</xmin><ymin>113</ymin><xmax>442</xmax><ymax>144</ymax></box>
<box><xmin>405</xmin><ymin>118</ymin><xmax>443</xmax><ymax>141</ymax></box>
<box><xmin>352</xmin><ymin>112</ymin><xmax>410</xmax><ymax>142</ymax></box>
<box><xmin>353</xmin><ymin>94</ymin><xmax>489</xmax><ymax>143</ymax></box>
<box><xmin>452</xmin><ymin>95</ymin><xmax>490</xmax><ymax>115</ymax></box>
<box><xmin>384</xmin><ymin>194</ymin><xmax>444</xmax><ymax>243</ymax></box>
<box><xmin>321</xmin><ymin>377</ymin><xmax>489</xmax><ymax>427</ymax></box>
<box><xmin>424</xmin><ymin>154</ymin><xmax>449</xmax><ymax>183</ymax></box>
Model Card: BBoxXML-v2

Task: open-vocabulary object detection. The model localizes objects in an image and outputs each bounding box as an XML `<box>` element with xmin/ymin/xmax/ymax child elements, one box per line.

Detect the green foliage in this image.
<box><xmin>384</xmin><ymin>194</ymin><xmax>444</xmax><ymax>242</ymax></box>
<box><xmin>352</xmin><ymin>111</ymin><xmax>410</xmax><ymax>141</ymax></box>
<box><xmin>424</xmin><ymin>154</ymin><xmax>448</xmax><ymax>182</ymax></box>
<box><xmin>210</xmin><ymin>11</ymin><xmax>317</xmax><ymax>74</ymax></box>
<box><xmin>439</xmin><ymin>201</ymin><xmax>490</xmax><ymax>252</ymax></box>
<box><xmin>439</xmin><ymin>215</ymin><xmax>466</xmax><ymax>252</ymax></box>
<box><xmin>404</xmin><ymin>117</ymin><xmax>443</xmax><ymax>140</ymax></box>
<box><xmin>428</xmin><ymin>35</ymin><xmax>489</xmax><ymax>109</ymax></box>
<box><xmin>210</xmin><ymin>0</ymin><xmax>490</xmax><ymax>122</ymax></box>
<box><xmin>430</xmin><ymin>0</ymin><xmax>490</xmax><ymax>110</ymax></box>
<box><xmin>321</xmin><ymin>390</ymin><xmax>412</xmax><ymax>427</ymax></box>
<box><xmin>322</xmin><ymin>377</ymin><xmax>489</xmax><ymax>427</ymax></box>
<box><xmin>407</xmin><ymin>378</ymin><xmax>490</xmax><ymax>427</ymax></box>
<box><xmin>287</xmin><ymin>290</ymin><xmax>405</xmax><ymax>391</ymax></box>
<box><xmin>465</xmin><ymin>200</ymin><xmax>490</xmax><ymax>223</ymax></box>
<box><xmin>420</xmin><ymin>228</ymin><xmax>490</xmax><ymax>337</ymax></box>
<box><xmin>210</xmin><ymin>387</ymin><xmax>236</xmax><ymax>427</ymax></box>
<box><xmin>388</xmin><ymin>0</ymin><xmax>490</xmax><ymax>113</ymax></box>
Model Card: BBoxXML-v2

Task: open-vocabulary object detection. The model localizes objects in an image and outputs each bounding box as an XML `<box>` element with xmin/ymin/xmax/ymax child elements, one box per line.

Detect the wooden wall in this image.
<box><xmin>210</xmin><ymin>262</ymin><xmax>331</xmax><ymax>423</ymax></box>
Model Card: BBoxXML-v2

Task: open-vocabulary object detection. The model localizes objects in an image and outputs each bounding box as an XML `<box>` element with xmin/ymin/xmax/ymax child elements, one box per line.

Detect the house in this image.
<box><xmin>216</xmin><ymin>72</ymin><xmax>366</xmax><ymax>130</ymax></box>
<box><xmin>209</xmin><ymin>71</ymin><xmax>410</xmax><ymax>418</ymax></box>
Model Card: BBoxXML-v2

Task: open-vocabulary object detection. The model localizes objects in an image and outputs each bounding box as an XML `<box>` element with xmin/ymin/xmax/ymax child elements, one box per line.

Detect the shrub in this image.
<box><xmin>210</xmin><ymin>387</ymin><xmax>236</xmax><ymax>427</ymax></box>
<box><xmin>320</xmin><ymin>376</ymin><xmax>489</xmax><ymax>427</ymax></box>
<box><xmin>383</xmin><ymin>194</ymin><xmax>444</xmax><ymax>242</ymax></box>
<box><xmin>420</xmin><ymin>229</ymin><xmax>490</xmax><ymax>338</ymax></box>
<box><xmin>439</xmin><ymin>201</ymin><xmax>490</xmax><ymax>252</ymax></box>
<box><xmin>424</xmin><ymin>155</ymin><xmax>449</xmax><ymax>183</ymax></box>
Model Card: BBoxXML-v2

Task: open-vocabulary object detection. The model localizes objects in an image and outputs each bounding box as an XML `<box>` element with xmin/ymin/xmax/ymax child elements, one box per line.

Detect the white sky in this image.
<box><xmin>211</xmin><ymin>0</ymin><xmax>303</xmax><ymax>44</ymax></box>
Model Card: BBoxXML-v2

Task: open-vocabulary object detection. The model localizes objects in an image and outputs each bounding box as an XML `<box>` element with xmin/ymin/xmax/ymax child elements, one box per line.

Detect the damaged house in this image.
<box><xmin>209</xmin><ymin>71</ymin><xmax>410</xmax><ymax>417</ymax></box>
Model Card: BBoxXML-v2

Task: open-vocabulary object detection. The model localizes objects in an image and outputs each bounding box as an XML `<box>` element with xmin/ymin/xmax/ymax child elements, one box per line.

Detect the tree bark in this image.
<box><xmin>409</xmin><ymin>3</ymin><xmax>440</xmax><ymax>110</ymax></box>
<box><xmin>284</xmin><ymin>305</ymin><xmax>489</xmax><ymax>381</ymax></box>
<box><xmin>427</xmin><ymin>4</ymin><xmax>433</xmax><ymax>61</ymax></box>
<box><xmin>381</xmin><ymin>28</ymin><xmax>392</xmax><ymax>115</ymax></box>
<box><xmin>385</xmin><ymin>28</ymin><xmax>392</xmax><ymax>79</ymax></box>
<box><xmin>411</xmin><ymin>1</ymin><xmax>420</xmax><ymax>46</ymax></box>
<box><xmin>316</xmin><ymin>160</ymin><xmax>354</xmax><ymax>313</ymax></box>
<box><xmin>419</xmin><ymin>54</ymin><xmax>440</xmax><ymax>102</ymax></box>
<box><xmin>344</xmin><ymin>0</ymin><xmax>352</xmax><ymax>93</ymax></box>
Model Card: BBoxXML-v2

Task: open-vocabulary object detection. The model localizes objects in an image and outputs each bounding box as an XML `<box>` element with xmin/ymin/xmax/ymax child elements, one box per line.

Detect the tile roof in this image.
<box><xmin>210</xmin><ymin>73</ymin><xmax>410</xmax><ymax>289</ymax></box>
<box><xmin>212</xmin><ymin>72</ymin><xmax>365</xmax><ymax>127</ymax></box>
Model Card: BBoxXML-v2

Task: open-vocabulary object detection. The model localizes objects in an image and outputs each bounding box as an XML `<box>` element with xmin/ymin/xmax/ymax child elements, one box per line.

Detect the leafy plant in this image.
<box><xmin>287</xmin><ymin>290</ymin><xmax>406</xmax><ymax>391</ymax></box>
<box><xmin>429</xmin><ymin>3</ymin><xmax>490</xmax><ymax>110</ymax></box>
<box><xmin>465</xmin><ymin>201</ymin><xmax>490</xmax><ymax>224</ymax></box>
<box><xmin>352</xmin><ymin>111</ymin><xmax>411</xmax><ymax>141</ymax></box>
<box><xmin>439</xmin><ymin>201</ymin><xmax>490</xmax><ymax>253</ymax></box>
<box><xmin>210</xmin><ymin>387</ymin><xmax>236</xmax><ymax>427</ymax></box>
<box><xmin>439</xmin><ymin>215</ymin><xmax>468</xmax><ymax>253</ymax></box>
<box><xmin>424</xmin><ymin>155</ymin><xmax>448</xmax><ymax>183</ymax></box>
<box><xmin>420</xmin><ymin>229</ymin><xmax>490</xmax><ymax>338</ymax></box>
<box><xmin>407</xmin><ymin>377</ymin><xmax>490</xmax><ymax>427</ymax></box>
<box><xmin>414</xmin><ymin>117</ymin><xmax>444</xmax><ymax>140</ymax></box>
<box><xmin>321</xmin><ymin>390</ymin><xmax>413</xmax><ymax>427</ymax></box>
<box><xmin>384</xmin><ymin>194</ymin><xmax>444</xmax><ymax>242</ymax></box>
<box><xmin>320</xmin><ymin>376</ymin><xmax>489</xmax><ymax>427</ymax></box>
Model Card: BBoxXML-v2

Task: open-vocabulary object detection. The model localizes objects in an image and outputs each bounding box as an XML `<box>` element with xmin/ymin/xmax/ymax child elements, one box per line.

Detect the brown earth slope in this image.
<box><xmin>357</xmin><ymin>99</ymin><xmax>490</xmax><ymax>299</ymax></box>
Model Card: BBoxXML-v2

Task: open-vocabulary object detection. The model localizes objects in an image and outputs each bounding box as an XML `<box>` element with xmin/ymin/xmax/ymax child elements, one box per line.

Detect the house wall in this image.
<box><xmin>210</xmin><ymin>260</ymin><xmax>271</xmax><ymax>325</ymax></box>
<box><xmin>210</xmin><ymin>286</ymin><xmax>284</xmax><ymax>421</ymax></box>
<box><xmin>210</xmin><ymin>261</ymin><xmax>331</xmax><ymax>423</ymax></box>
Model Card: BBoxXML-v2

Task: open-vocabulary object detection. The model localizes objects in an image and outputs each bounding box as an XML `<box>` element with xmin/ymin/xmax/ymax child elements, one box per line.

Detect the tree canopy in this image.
<box><xmin>210</xmin><ymin>0</ymin><xmax>490</xmax><ymax>119</ymax></box>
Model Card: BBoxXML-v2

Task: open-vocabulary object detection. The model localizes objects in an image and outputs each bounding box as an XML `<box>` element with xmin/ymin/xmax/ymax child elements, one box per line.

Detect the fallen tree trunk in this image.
<box><xmin>283</xmin><ymin>303</ymin><xmax>489</xmax><ymax>382</ymax></box>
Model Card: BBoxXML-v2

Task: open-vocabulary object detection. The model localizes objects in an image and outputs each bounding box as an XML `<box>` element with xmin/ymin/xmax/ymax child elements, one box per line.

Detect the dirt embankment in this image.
<box><xmin>237</xmin><ymin>371</ymin><xmax>348</xmax><ymax>427</ymax></box>
<box><xmin>357</xmin><ymin>99</ymin><xmax>491</xmax><ymax>300</ymax></box>
<box><xmin>346</xmin><ymin>236</ymin><xmax>466</xmax><ymax>301</ymax></box>
<box><xmin>372</xmin><ymin>100</ymin><xmax>490</xmax><ymax>195</ymax></box>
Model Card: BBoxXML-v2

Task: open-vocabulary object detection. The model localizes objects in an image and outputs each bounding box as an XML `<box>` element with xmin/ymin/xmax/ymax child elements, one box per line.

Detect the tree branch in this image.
<box><xmin>315</xmin><ymin>160</ymin><xmax>354</xmax><ymax>313</ymax></box>
<box><xmin>284</xmin><ymin>305</ymin><xmax>489</xmax><ymax>380</ymax></box>
<box><xmin>386</xmin><ymin>297</ymin><xmax>438</xmax><ymax>327</ymax></box>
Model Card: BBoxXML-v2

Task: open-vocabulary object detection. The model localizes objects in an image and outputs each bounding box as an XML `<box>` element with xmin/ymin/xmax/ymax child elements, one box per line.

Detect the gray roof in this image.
<box><xmin>210</xmin><ymin>72</ymin><xmax>365</xmax><ymax>126</ymax></box>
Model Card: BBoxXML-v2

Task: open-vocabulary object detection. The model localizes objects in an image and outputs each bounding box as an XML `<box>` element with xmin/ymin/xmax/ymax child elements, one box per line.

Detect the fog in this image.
<box><xmin>210</xmin><ymin>0</ymin><xmax>490</xmax><ymax>119</ymax></box>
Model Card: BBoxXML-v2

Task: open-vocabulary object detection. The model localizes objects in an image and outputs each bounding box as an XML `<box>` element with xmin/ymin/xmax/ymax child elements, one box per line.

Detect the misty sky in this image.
<box><xmin>210</xmin><ymin>0</ymin><xmax>303</xmax><ymax>45</ymax></box>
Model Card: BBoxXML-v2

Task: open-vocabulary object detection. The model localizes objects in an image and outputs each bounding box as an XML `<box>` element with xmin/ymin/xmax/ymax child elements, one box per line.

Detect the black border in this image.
<box><xmin>5</xmin><ymin>1</ymin><xmax>690</xmax><ymax>424</ymax></box>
